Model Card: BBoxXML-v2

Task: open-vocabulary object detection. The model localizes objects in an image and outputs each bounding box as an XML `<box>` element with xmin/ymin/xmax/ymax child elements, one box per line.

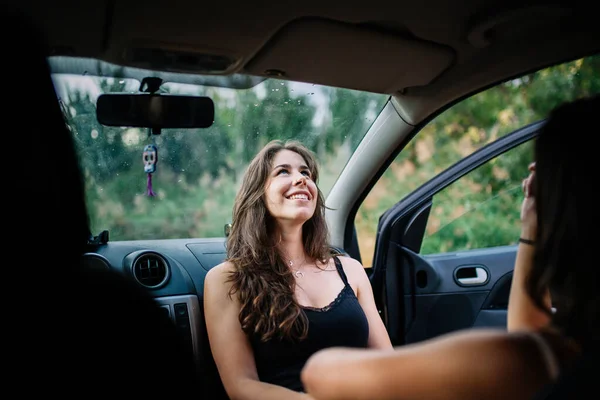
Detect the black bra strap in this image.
<box><xmin>332</xmin><ymin>256</ymin><xmax>350</xmax><ymax>287</ymax></box>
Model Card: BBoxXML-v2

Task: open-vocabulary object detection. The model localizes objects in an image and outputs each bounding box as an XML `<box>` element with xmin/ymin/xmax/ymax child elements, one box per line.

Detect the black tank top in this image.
<box><xmin>249</xmin><ymin>256</ymin><xmax>369</xmax><ymax>392</ymax></box>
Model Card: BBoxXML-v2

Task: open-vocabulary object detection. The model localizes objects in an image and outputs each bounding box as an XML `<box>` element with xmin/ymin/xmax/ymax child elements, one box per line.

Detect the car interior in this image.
<box><xmin>13</xmin><ymin>0</ymin><xmax>599</xmax><ymax>398</ymax></box>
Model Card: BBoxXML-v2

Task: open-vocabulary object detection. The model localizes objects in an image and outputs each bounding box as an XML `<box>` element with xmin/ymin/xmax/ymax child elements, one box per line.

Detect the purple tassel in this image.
<box><xmin>146</xmin><ymin>173</ymin><xmax>156</xmax><ymax>196</ymax></box>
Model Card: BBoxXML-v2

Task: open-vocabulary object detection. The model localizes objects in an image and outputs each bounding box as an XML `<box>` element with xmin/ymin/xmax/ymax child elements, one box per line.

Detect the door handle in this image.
<box><xmin>454</xmin><ymin>266</ymin><xmax>489</xmax><ymax>286</ymax></box>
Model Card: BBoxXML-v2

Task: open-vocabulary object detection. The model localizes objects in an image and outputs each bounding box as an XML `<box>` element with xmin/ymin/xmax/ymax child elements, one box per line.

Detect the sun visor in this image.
<box><xmin>244</xmin><ymin>18</ymin><xmax>455</xmax><ymax>94</ymax></box>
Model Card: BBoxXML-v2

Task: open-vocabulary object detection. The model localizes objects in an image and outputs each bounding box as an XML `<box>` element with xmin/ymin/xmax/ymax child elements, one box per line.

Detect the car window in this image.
<box><xmin>356</xmin><ymin>54</ymin><xmax>599</xmax><ymax>267</ymax></box>
<box><xmin>420</xmin><ymin>140</ymin><xmax>532</xmax><ymax>255</ymax></box>
<box><xmin>52</xmin><ymin>64</ymin><xmax>389</xmax><ymax>241</ymax></box>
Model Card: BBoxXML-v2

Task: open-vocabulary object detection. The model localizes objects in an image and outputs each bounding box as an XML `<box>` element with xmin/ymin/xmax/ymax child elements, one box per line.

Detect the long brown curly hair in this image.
<box><xmin>226</xmin><ymin>140</ymin><xmax>331</xmax><ymax>342</ymax></box>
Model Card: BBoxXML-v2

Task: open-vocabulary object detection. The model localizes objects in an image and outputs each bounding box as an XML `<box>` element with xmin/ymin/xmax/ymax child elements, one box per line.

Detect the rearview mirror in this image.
<box><xmin>96</xmin><ymin>94</ymin><xmax>214</xmax><ymax>128</ymax></box>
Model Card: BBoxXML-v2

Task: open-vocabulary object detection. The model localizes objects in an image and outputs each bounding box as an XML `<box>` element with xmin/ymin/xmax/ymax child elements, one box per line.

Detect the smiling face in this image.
<box><xmin>264</xmin><ymin>149</ymin><xmax>318</xmax><ymax>224</ymax></box>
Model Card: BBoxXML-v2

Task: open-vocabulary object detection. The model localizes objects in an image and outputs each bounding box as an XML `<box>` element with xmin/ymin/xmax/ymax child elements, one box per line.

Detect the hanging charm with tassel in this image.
<box><xmin>142</xmin><ymin>144</ymin><xmax>158</xmax><ymax>196</ymax></box>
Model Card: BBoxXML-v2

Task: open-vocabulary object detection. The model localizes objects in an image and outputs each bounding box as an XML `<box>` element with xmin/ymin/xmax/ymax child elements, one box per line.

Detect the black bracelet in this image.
<box><xmin>519</xmin><ymin>237</ymin><xmax>535</xmax><ymax>245</ymax></box>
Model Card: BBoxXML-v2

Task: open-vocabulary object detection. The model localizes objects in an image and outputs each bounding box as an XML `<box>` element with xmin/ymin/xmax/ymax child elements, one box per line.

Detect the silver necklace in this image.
<box><xmin>288</xmin><ymin>258</ymin><xmax>305</xmax><ymax>278</ymax></box>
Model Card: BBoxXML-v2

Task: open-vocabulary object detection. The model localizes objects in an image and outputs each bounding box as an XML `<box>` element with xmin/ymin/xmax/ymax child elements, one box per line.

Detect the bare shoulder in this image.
<box><xmin>334</xmin><ymin>255</ymin><xmax>365</xmax><ymax>270</ymax></box>
<box><xmin>204</xmin><ymin>261</ymin><xmax>236</xmax><ymax>298</ymax></box>
<box><xmin>334</xmin><ymin>255</ymin><xmax>369</xmax><ymax>282</ymax></box>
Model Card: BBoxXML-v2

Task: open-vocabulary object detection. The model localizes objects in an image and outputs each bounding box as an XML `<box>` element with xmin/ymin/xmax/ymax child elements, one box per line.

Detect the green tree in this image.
<box><xmin>357</xmin><ymin>53</ymin><xmax>600</xmax><ymax>265</ymax></box>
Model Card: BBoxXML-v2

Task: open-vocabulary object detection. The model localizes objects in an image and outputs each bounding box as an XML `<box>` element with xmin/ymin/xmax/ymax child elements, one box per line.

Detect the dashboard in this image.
<box><xmin>81</xmin><ymin>237</ymin><xmax>228</xmax><ymax>385</ymax></box>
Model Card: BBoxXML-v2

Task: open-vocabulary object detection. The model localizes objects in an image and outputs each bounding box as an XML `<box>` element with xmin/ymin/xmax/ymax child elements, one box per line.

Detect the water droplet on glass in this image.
<box><xmin>227</xmin><ymin>124</ymin><xmax>231</xmax><ymax>127</ymax></box>
<box><xmin>119</xmin><ymin>80</ymin><xmax>125</xmax><ymax>84</ymax></box>
<box><xmin>280</xmin><ymin>82</ymin><xmax>284</xmax><ymax>85</ymax></box>
<box><xmin>83</xmin><ymin>71</ymin><xmax>88</xmax><ymax>76</ymax></box>
<box><xmin>275</xmin><ymin>88</ymin><xmax>279</xmax><ymax>91</ymax></box>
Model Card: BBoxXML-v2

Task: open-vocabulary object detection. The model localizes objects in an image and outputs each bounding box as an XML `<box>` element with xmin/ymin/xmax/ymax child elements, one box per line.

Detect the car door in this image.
<box><xmin>369</xmin><ymin>120</ymin><xmax>541</xmax><ymax>346</ymax></box>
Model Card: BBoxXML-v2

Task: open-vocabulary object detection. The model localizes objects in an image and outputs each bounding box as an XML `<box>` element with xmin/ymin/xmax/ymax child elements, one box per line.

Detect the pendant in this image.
<box><xmin>289</xmin><ymin>260</ymin><xmax>303</xmax><ymax>278</ymax></box>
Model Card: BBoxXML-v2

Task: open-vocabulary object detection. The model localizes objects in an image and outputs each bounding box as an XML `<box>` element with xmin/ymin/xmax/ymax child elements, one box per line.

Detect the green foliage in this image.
<box><xmin>357</xmin><ymin>54</ymin><xmax>600</xmax><ymax>266</ymax></box>
<box><xmin>420</xmin><ymin>141</ymin><xmax>532</xmax><ymax>254</ymax></box>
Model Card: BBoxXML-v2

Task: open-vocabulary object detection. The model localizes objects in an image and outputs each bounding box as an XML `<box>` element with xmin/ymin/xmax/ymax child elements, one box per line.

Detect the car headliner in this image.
<box><xmin>19</xmin><ymin>0</ymin><xmax>599</xmax><ymax>122</ymax></box>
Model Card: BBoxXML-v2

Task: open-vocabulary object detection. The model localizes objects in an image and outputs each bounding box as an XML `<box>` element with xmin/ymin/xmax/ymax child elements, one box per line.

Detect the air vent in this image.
<box><xmin>132</xmin><ymin>253</ymin><xmax>170</xmax><ymax>289</ymax></box>
<box><xmin>81</xmin><ymin>253</ymin><xmax>111</xmax><ymax>271</ymax></box>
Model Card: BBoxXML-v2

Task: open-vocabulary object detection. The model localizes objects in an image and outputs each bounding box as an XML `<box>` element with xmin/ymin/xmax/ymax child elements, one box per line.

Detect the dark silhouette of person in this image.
<box><xmin>4</xmin><ymin>7</ymin><xmax>198</xmax><ymax>396</ymax></box>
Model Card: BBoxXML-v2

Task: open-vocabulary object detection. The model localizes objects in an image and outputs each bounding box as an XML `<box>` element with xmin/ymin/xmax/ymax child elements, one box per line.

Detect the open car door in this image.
<box><xmin>370</xmin><ymin>120</ymin><xmax>542</xmax><ymax>346</ymax></box>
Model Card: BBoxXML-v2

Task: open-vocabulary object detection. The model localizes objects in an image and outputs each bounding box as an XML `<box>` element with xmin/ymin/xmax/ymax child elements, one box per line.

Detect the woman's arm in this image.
<box><xmin>506</xmin><ymin>238</ymin><xmax>550</xmax><ymax>331</ymax></box>
<box><xmin>340</xmin><ymin>256</ymin><xmax>393</xmax><ymax>349</ymax></box>
<box><xmin>301</xmin><ymin>329</ymin><xmax>550</xmax><ymax>400</ymax></box>
<box><xmin>204</xmin><ymin>262</ymin><xmax>311</xmax><ymax>400</ymax></box>
<box><xmin>507</xmin><ymin>165</ymin><xmax>551</xmax><ymax>331</ymax></box>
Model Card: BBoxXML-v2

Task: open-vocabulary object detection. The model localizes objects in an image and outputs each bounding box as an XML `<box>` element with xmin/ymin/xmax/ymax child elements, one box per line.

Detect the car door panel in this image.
<box><xmin>407</xmin><ymin>246</ymin><xmax>515</xmax><ymax>343</ymax></box>
<box><xmin>383</xmin><ymin>242</ymin><xmax>516</xmax><ymax>344</ymax></box>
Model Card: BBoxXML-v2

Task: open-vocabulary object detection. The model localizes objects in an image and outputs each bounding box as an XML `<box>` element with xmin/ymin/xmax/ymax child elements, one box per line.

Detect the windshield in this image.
<box><xmin>52</xmin><ymin>66</ymin><xmax>390</xmax><ymax>240</ymax></box>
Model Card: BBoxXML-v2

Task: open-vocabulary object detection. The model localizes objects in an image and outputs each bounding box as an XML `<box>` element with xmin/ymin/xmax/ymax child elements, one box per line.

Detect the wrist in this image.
<box><xmin>520</xmin><ymin>227</ymin><xmax>536</xmax><ymax>242</ymax></box>
<box><xmin>519</xmin><ymin>237</ymin><xmax>535</xmax><ymax>245</ymax></box>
